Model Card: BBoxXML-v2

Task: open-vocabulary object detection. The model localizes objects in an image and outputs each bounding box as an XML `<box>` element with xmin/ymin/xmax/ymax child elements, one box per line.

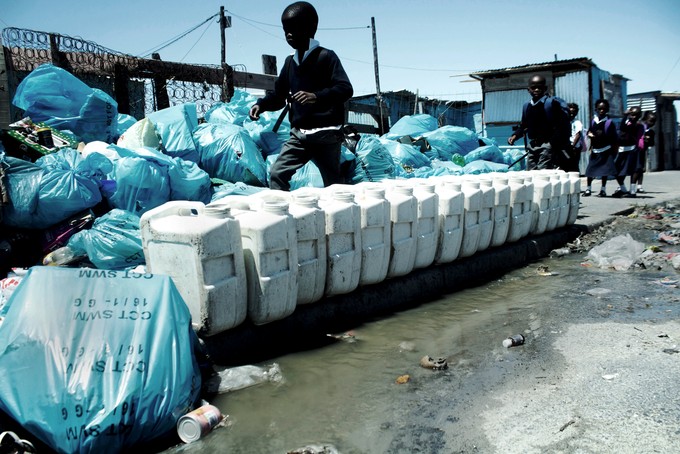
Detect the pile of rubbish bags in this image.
<box><xmin>0</xmin><ymin>63</ymin><xmax>526</xmax><ymax>452</ymax></box>
<box><xmin>0</xmin><ymin>63</ymin><xmax>525</xmax><ymax>277</ymax></box>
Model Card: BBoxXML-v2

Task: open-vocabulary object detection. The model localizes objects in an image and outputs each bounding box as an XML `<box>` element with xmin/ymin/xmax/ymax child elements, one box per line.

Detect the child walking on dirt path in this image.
<box><xmin>634</xmin><ymin>111</ymin><xmax>657</xmax><ymax>193</ymax></box>
<box><xmin>583</xmin><ymin>99</ymin><xmax>618</xmax><ymax>197</ymax></box>
<box><xmin>613</xmin><ymin>106</ymin><xmax>645</xmax><ymax>198</ymax></box>
<box><xmin>248</xmin><ymin>1</ymin><xmax>354</xmax><ymax>191</ymax></box>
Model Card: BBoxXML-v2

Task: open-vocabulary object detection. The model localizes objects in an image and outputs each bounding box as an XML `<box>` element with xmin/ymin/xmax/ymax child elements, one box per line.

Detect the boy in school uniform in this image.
<box><xmin>613</xmin><ymin>106</ymin><xmax>645</xmax><ymax>198</ymax></box>
<box><xmin>507</xmin><ymin>74</ymin><xmax>570</xmax><ymax>170</ymax></box>
<box><xmin>634</xmin><ymin>111</ymin><xmax>656</xmax><ymax>193</ymax></box>
<box><xmin>249</xmin><ymin>1</ymin><xmax>354</xmax><ymax>191</ymax></box>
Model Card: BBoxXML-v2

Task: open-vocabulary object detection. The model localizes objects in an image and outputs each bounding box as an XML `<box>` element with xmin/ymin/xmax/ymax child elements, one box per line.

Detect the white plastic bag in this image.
<box><xmin>586</xmin><ymin>234</ymin><xmax>645</xmax><ymax>270</ymax></box>
<box><xmin>206</xmin><ymin>363</ymin><xmax>284</xmax><ymax>394</ymax></box>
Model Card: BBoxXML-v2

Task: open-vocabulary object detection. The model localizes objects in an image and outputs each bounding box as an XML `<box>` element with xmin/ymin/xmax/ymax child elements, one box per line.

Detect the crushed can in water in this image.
<box><xmin>177</xmin><ymin>404</ymin><xmax>223</xmax><ymax>443</ymax></box>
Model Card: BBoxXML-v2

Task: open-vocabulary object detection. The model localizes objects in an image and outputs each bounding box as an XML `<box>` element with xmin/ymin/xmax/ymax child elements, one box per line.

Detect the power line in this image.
<box><xmin>137</xmin><ymin>13</ymin><xmax>219</xmax><ymax>58</ymax></box>
<box><xmin>659</xmin><ymin>54</ymin><xmax>680</xmax><ymax>91</ymax></box>
<box><xmin>179</xmin><ymin>17</ymin><xmax>216</xmax><ymax>63</ymax></box>
<box><xmin>225</xmin><ymin>10</ymin><xmax>368</xmax><ymax>31</ymax></box>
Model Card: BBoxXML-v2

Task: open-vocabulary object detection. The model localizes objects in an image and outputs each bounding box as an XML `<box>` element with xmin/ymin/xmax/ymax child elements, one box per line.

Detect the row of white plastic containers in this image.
<box><xmin>139</xmin><ymin>170</ymin><xmax>581</xmax><ymax>336</ymax></box>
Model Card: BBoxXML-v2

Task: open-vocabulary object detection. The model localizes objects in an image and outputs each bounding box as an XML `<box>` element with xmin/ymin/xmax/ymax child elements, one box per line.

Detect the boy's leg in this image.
<box><xmin>307</xmin><ymin>129</ymin><xmax>345</xmax><ymax>187</ymax></box>
<box><xmin>270</xmin><ymin>128</ymin><xmax>311</xmax><ymax>191</ymax></box>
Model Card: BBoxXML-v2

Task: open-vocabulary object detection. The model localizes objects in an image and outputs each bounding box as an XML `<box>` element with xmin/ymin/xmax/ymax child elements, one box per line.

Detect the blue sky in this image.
<box><xmin>3</xmin><ymin>0</ymin><xmax>680</xmax><ymax>103</ymax></box>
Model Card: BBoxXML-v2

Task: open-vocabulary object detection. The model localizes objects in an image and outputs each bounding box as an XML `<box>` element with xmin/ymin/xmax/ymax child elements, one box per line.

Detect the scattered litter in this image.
<box><xmin>536</xmin><ymin>265</ymin><xmax>557</xmax><ymax>276</ymax></box>
<box><xmin>502</xmin><ymin>334</ymin><xmax>525</xmax><ymax>348</ymax></box>
<box><xmin>586</xmin><ymin>234</ymin><xmax>645</xmax><ymax>271</ymax></box>
<box><xmin>177</xmin><ymin>403</ymin><xmax>225</xmax><ymax>444</ymax></box>
<box><xmin>287</xmin><ymin>444</ymin><xmax>341</xmax><ymax>454</ymax></box>
<box><xmin>327</xmin><ymin>331</ymin><xmax>357</xmax><ymax>343</ymax></box>
<box><xmin>0</xmin><ymin>431</ymin><xmax>36</xmax><ymax>453</ymax></box>
<box><xmin>601</xmin><ymin>373</ymin><xmax>619</xmax><ymax>380</ymax></box>
<box><xmin>662</xmin><ymin>348</ymin><xmax>680</xmax><ymax>355</ymax></box>
<box><xmin>398</xmin><ymin>341</ymin><xmax>416</xmax><ymax>352</ymax></box>
<box><xmin>559</xmin><ymin>419</ymin><xmax>576</xmax><ymax>432</ymax></box>
<box><xmin>395</xmin><ymin>374</ymin><xmax>411</xmax><ymax>384</ymax></box>
<box><xmin>586</xmin><ymin>287</ymin><xmax>612</xmax><ymax>297</ymax></box>
<box><xmin>652</xmin><ymin>277</ymin><xmax>678</xmax><ymax>288</ymax></box>
<box><xmin>550</xmin><ymin>247</ymin><xmax>570</xmax><ymax>258</ymax></box>
<box><xmin>658</xmin><ymin>231</ymin><xmax>680</xmax><ymax>245</ymax></box>
<box><xmin>206</xmin><ymin>363</ymin><xmax>284</xmax><ymax>394</ymax></box>
<box><xmin>419</xmin><ymin>356</ymin><xmax>448</xmax><ymax>370</ymax></box>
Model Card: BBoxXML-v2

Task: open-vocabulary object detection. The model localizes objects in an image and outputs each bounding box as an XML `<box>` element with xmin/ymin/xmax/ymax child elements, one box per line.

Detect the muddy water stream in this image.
<box><xmin>162</xmin><ymin>219</ymin><xmax>680</xmax><ymax>454</ymax></box>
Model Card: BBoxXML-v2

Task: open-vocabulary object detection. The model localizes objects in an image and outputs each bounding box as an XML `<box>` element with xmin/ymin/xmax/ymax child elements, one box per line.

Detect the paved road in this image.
<box><xmin>576</xmin><ymin>170</ymin><xmax>680</xmax><ymax>228</ymax></box>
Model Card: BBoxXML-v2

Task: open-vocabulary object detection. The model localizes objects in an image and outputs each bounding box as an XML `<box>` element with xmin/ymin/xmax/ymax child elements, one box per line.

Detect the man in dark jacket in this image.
<box><xmin>249</xmin><ymin>1</ymin><xmax>353</xmax><ymax>191</ymax></box>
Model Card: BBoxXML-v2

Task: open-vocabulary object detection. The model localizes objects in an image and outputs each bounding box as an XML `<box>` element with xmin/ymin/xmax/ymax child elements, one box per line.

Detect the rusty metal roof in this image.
<box><xmin>469</xmin><ymin>57</ymin><xmax>596</xmax><ymax>79</ymax></box>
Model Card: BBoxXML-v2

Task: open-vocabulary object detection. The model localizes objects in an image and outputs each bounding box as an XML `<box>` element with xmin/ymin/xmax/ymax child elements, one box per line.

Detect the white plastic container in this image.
<box><xmin>384</xmin><ymin>182</ymin><xmax>418</xmax><ymax>278</ymax></box>
<box><xmin>546</xmin><ymin>172</ymin><xmax>562</xmax><ymax>231</ymax></box>
<box><xmin>227</xmin><ymin>199</ymin><xmax>298</xmax><ymax>325</ymax></box>
<box><xmin>567</xmin><ymin>171</ymin><xmax>581</xmax><ymax>225</ymax></box>
<box><xmin>476</xmin><ymin>177</ymin><xmax>495</xmax><ymax>252</ymax></box>
<box><xmin>490</xmin><ymin>175</ymin><xmax>510</xmax><ymax>247</ymax></box>
<box><xmin>355</xmin><ymin>184</ymin><xmax>391</xmax><ymax>286</ymax></box>
<box><xmin>506</xmin><ymin>175</ymin><xmax>526</xmax><ymax>243</ymax></box>
<box><xmin>289</xmin><ymin>192</ymin><xmax>327</xmax><ymax>304</ymax></box>
<box><xmin>410</xmin><ymin>180</ymin><xmax>439</xmax><ymax>269</ymax></box>
<box><xmin>318</xmin><ymin>190</ymin><xmax>362</xmax><ymax>296</ymax></box>
<box><xmin>140</xmin><ymin>201</ymin><xmax>247</xmax><ymax>335</ymax></box>
<box><xmin>521</xmin><ymin>174</ymin><xmax>535</xmax><ymax>238</ymax></box>
<box><xmin>434</xmin><ymin>179</ymin><xmax>464</xmax><ymax>264</ymax></box>
<box><xmin>459</xmin><ymin>179</ymin><xmax>482</xmax><ymax>258</ymax></box>
<box><xmin>531</xmin><ymin>174</ymin><xmax>552</xmax><ymax>235</ymax></box>
<box><xmin>556</xmin><ymin>171</ymin><xmax>571</xmax><ymax>228</ymax></box>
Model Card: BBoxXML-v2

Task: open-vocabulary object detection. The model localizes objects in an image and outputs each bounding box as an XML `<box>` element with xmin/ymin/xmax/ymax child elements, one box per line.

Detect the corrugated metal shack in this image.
<box><xmin>627</xmin><ymin>91</ymin><xmax>680</xmax><ymax>170</ymax></box>
<box><xmin>469</xmin><ymin>58</ymin><xmax>627</xmax><ymax>150</ymax></box>
<box><xmin>349</xmin><ymin>90</ymin><xmax>481</xmax><ymax>136</ymax></box>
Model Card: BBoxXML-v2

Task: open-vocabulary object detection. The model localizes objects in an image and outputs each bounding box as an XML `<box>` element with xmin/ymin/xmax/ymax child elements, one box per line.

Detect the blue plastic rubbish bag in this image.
<box><xmin>379</xmin><ymin>138</ymin><xmax>431</xmax><ymax>172</ymax></box>
<box><xmin>204</xmin><ymin>90</ymin><xmax>258</xmax><ymax>126</ymax></box>
<box><xmin>464</xmin><ymin>144</ymin><xmax>506</xmax><ymax>164</ymax></box>
<box><xmin>105</xmin><ymin>155</ymin><xmax>170</xmax><ymax>216</ymax></box>
<box><xmin>193</xmin><ymin>123</ymin><xmax>268</xmax><ymax>186</ymax></box>
<box><xmin>12</xmin><ymin>63</ymin><xmax>118</xmax><ymax>143</ymax></box>
<box><xmin>68</xmin><ymin>209</ymin><xmax>144</xmax><ymax>270</ymax></box>
<box><xmin>2</xmin><ymin>149</ymin><xmax>110</xmax><ymax>229</ymax></box>
<box><xmin>381</xmin><ymin>114</ymin><xmax>438</xmax><ymax>140</ymax></box>
<box><xmin>350</xmin><ymin>135</ymin><xmax>396</xmax><ymax>183</ymax></box>
<box><xmin>147</xmin><ymin>103</ymin><xmax>199</xmax><ymax>162</ymax></box>
<box><xmin>422</xmin><ymin>125</ymin><xmax>480</xmax><ymax>161</ymax></box>
<box><xmin>0</xmin><ymin>266</ymin><xmax>201</xmax><ymax>454</ymax></box>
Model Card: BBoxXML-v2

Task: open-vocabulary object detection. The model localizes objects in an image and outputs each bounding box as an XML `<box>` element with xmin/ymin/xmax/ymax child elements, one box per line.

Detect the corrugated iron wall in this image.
<box><xmin>483</xmin><ymin>90</ymin><xmax>526</xmax><ymax>123</ymax></box>
<box><xmin>555</xmin><ymin>71</ymin><xmax>589</xmax><ymax>128</ymax></box>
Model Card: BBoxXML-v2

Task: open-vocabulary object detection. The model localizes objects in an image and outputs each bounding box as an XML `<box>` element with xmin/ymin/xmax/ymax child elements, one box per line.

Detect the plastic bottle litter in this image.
<box><xmin>42</xmin><ymin>245</ymin><xmax>85</xmax><ymax>266</ymax></box>
<box><xmin>176</xmin><ymin>404</ymin><xmax>223</xmax><ymax>443</ymax></box>
<box><xmin>502</xmin><ymin>334</ymin><xmax>525</xmax><ymax>348</ymax></box>
<box><xmin>206</xmin><ymin>363</ymin><xmax>284</xmax><ymax>394</ymax></box>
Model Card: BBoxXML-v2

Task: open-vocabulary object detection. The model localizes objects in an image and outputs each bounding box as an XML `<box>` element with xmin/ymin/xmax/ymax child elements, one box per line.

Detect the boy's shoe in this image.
<box><xmin>583</xmin><ymin>189</ymin><xmax>591</xmax><ymax>197</ymax></box>
<box><xmin>637</xmin><ymin>187</ymin><xmax>645</xmax><ymax>193</ymax></box>
<box><xmin>624</xmin><ymin>192</ymin><xmax>637</xmax><ymax>198</ymax></box>
<box><xmin>598</xmin><ymin>189</ymin><xmax>607</xmax><ymax>197</ymax></box>
<box><xmin>611</xmin><ymin>188</ymin><xmax>628</xmax><ymax>198</ymax></box>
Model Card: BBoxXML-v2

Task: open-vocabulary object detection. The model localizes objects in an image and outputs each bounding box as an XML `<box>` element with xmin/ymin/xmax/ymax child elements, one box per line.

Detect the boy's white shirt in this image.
<box><xmin>292</xmin><ymin>39</ymin><xmax>320</xmax><ymax>65</ymax></box>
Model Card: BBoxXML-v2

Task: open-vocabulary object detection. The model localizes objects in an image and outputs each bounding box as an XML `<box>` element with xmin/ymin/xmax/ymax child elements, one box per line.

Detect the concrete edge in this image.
<box><xmin>203</xmin><ymin>225</ymin><xmax>585</xmax><ymax>365</ymax></box>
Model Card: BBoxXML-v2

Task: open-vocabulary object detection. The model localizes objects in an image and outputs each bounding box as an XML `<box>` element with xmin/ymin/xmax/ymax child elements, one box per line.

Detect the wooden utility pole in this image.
<box><xmin>220</xmin><ymin>6</ymin><xmax>233</xmax><ymax>102</ymax></box>
<box><xmin>371</xmin><ymin>17</ymin><xmax>386</xmax><ymax>134</ymax></box>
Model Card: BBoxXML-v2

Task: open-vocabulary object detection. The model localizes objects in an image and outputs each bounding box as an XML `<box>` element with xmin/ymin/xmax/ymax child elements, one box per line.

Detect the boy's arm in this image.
<box><xmin>254</xmin><ymin>57</ymin><xmax>292</xmax><ymax>113</ymax></box>
<box><xmin>508</xmin><ymin>104</ymin><xmax>528</xmax><ymax>145</ymax></box>
<box><xmin>314</xmin><ymin>50</ymin><xmax>353</xmax><ymax>105</ymax></box>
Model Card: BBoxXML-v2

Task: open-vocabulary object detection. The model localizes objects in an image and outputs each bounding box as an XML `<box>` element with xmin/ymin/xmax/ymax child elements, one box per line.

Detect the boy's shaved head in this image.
<box><xmin>282</xmin><ymin>2</ymin><xmax>318</xmax><ymax>38</ymax></box>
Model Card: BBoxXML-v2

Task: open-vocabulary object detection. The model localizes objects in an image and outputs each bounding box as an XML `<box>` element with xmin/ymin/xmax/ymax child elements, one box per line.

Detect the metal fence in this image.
<box><xmin>1</xmin><ymin>27</ymin><xmax>275</xmax><ymax>122</ymax></box>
